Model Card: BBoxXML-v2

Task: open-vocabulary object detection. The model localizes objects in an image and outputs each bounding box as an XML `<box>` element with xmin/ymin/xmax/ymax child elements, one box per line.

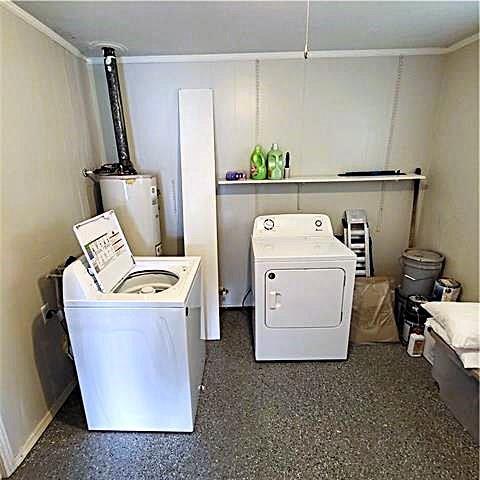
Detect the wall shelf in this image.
<box><xmin>217</xmin><ymin>171</ymin><xmax>425</xmax><ymax>248</ymax></box>
<box><xmin>217</xmin><ymin>173</ymin><xmax>425</xmax><ymax>186</ymax></box>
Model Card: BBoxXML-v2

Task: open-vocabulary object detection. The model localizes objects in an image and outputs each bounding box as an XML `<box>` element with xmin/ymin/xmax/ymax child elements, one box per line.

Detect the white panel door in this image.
<box><xmin>265</xmin><ymin>268</ymin><xmax>345</xmax><ymax>328</ymax></box>
<box><xmin>179</xmin><ymin>89</ymin><xmax>220</xmax><ymax>340</ymax></box>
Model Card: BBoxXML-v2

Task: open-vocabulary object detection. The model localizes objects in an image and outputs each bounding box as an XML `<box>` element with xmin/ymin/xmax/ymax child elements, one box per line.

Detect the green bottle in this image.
<box><xmin>267</xmin><ymin>143</ymin><xmax>284</xmax><ymax>180</ymax></box>
<box><xmin>250</xmin><ymin>145</ymin><xmax>267</xmax><ymax>180</ymax></box>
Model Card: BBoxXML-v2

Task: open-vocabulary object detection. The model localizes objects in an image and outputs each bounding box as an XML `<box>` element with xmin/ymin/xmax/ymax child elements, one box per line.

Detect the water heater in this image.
<box><xmin>99</xmin><ymin>175</ymin><xmax>162</xmax><ymax>256</ymax></box>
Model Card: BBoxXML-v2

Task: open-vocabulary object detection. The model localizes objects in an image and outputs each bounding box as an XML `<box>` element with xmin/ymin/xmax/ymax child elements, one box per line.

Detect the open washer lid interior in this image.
<box><xmin>73</xmin><ymin>210</ymin><xmax>134</xmax><ymax>293</ymax></box>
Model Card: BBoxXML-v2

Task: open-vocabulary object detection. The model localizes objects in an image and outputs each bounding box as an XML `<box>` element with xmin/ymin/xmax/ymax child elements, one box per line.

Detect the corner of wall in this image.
<box><xmin>0</xmin><ymin>419</ymin><xmax>14</xmax><ymax>478</ymax></box>
<box><xmin>416</xmin><ymin>39</ymin><xmax>479</xmax><ymax>300</ymax></box>
<box><xmin>0</xmin><ymin>4</ymin><xmax>105</xmax><ymax>476</ymax></box>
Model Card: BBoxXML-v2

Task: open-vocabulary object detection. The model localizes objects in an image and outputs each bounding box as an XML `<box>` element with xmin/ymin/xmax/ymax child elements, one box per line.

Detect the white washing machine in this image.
<box><xmin>63</xmin><ymin>210</ymin><xmax>205</xmax><ymax>432</ymax></box>
<box><xmin>252</xmin><ymin>214</ymin><xmax>356</xmax><ymax>361</ymax></box>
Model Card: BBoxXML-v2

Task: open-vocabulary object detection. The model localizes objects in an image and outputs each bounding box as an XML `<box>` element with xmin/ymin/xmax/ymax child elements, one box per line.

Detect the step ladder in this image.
<box><xmin>343</xmin><ymin>209</ymin><xmax>371</xmax><ymax>277</ymax></box>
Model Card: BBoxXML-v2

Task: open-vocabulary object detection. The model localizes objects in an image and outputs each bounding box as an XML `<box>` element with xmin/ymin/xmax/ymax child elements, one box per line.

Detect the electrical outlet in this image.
<box><xmin>41</xmin><ymin>303</ymin><xmax>51</xmax><ymax>324</ymax></box>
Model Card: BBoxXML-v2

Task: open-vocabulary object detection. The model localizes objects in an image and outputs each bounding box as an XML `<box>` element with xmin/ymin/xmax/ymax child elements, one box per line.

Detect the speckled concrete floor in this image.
<box><xmin>12</xmin><ymin>310</ymin><xmax>478</xmax><ymax>480</ymax></box>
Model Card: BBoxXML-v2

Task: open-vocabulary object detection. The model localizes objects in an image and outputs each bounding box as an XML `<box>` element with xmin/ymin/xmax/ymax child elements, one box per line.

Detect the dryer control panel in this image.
<box><xmin>252</xmin><ymin>214</ymin><xmax>334</xmax><ymax>237</ymax></box>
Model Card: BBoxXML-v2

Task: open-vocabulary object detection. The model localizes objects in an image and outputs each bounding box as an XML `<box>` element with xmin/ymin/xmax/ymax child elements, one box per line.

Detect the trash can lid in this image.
<box><xmin>402</xmin><ymin>248</ymin><xmax>445</xmax><ymax>264</ymax></box>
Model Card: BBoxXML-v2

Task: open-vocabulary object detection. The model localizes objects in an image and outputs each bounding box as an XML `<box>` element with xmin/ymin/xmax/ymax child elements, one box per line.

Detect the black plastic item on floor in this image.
<box><xmin>400</xmin><ymin>295</ymin><xmax>430</xmax><ymax>345</ymax></box>
<box><xmin>406</xmin><ymin>295</ymin><xmax>430</xmax><ymax>318</ymax></box>
<box><xmin>395</xmin><ymin>290</ymin><xmax>431</xmax><ymax>345</ymax></box>
<box><xmin>394</xmin><ymin>287</ymin><xmax>408</xmax><ymax>333</ymax></box>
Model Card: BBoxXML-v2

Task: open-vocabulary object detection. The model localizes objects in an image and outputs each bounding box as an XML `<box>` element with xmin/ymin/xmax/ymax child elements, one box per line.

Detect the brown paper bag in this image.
<box><xmin>350</xmin><ymin>276</ymin><xmax>399</xmax><ymax>345</ymax></box>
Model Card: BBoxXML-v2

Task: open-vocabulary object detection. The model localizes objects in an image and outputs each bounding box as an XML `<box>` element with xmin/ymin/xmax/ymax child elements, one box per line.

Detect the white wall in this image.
<box><xmin>93</xmin><ymin>54</ymin><xmax>444</xmax><ymax>306</ymax></box>
<box><xmin>0</xmin><ymin>7</ymin><xmax>102</xmax><ymax>475</ymax></box>
<box><xmin>417</xmin><ymin>41</ymin><xmax>479</xmax><ymax>301</ymax></box>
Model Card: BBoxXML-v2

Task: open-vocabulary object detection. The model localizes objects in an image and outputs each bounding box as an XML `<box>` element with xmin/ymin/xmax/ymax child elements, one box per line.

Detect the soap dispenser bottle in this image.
<box><xmin>267</xmin><ymin>143</ymin><xmax>284</xmax><ymax>180</ymax></box>
<box><xmin>249</xmin><ymin>145</ymin><xmax>267</xmax><ymax>180</ymax></box>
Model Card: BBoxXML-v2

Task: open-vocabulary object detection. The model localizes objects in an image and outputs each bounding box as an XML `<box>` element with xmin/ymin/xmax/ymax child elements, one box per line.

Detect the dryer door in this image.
<box><xmin>265</xmin><ymin>268</ymin><xmax>345</xmax><ymax>328</ymax></box>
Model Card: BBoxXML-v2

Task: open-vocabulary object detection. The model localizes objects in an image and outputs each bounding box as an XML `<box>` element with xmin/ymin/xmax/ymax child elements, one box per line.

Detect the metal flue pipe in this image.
<box><xmin>102</xmin><ymin>47</ymin><xmax>136</xmax><ymax>175</ymax></box>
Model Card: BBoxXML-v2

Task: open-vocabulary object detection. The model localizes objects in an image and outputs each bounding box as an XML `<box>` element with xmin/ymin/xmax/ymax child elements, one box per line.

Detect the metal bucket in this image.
<box><xmin>399</xmin><ymin>249</ymin><xmax>444</xmax><ymax>297</ymax></box>
<box><xmin>401</xmin><ymin>296</ymin><xmax>429</xmax><ymax>344</ymax></box>
<box><xmin>432</xmin><ymin>277</ymin><xmax>462</xmax><ymax>302</ymax></box>
<box><xmin>401</xmin><ymin>317</ymin><xmax>426</xmax><ymax>345</ymax></box>
<box><xmin>406</xmin><ymin>295</ymin><xmax>430</xmax><ymax>317</ymax></box>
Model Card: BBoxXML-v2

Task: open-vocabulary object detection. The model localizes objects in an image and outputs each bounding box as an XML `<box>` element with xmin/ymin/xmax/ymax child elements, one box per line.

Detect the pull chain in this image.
<box><xmin>376</xmin><ymin>55</ymin><xmax>405</xmax><ymax>232</ymax></box>
<box><xmin>255</xmin><ymin>59</ymin><xmax>261</xmax><ymax>144</ymax></box>
<box><xmin>304</xmin><ymin>0</ymin><xmax>310</xmax><ymax>60</ymax></box>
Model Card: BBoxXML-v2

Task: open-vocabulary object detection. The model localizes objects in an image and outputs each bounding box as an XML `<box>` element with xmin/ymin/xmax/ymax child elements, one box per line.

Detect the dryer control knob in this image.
<box><xmin>268</xmin><ymin>272</ymin><xmax>276</xmax><ymax>280</ymax></box>
<box><xmin>315</xmin><ymin>219</ymin><xmax>323</xmax><ymax>228</ymax></box>
<box><xmin>264</xmin><ymin>218</ymin><xmax>275</xmax><ymax>230</ymax></box>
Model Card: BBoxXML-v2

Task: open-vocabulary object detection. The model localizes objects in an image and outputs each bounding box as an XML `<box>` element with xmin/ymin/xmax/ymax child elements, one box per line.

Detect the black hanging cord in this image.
<box><xmin>241</xmin><ymin>288</ymin><xmax>252</xmax><ymax>308</ymax></box>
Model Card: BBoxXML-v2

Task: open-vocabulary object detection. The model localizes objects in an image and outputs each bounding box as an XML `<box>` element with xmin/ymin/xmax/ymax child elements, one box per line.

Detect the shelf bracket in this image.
<box><xmin>408</xmin><ymin>167</ymin><xmax>422</xmax><ymax>248</ymax></box>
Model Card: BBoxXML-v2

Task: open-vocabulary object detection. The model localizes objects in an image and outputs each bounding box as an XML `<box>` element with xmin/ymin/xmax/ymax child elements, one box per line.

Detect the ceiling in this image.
<box><xmin>16</xmin><ymin>1</ymin><xmax>479</xmax><ymax>57</ymax></box>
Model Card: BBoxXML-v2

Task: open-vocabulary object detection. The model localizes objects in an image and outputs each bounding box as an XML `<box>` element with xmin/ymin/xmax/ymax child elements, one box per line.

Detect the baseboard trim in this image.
<box><xmin>1</xmin><ymin>380</ymin><xmax>76</xmax><ymax>478</ymax></box>
<box><xmin>0</xmin><ymin>419</ymin><xmax>14</xmax><ymax>478</ymax></box>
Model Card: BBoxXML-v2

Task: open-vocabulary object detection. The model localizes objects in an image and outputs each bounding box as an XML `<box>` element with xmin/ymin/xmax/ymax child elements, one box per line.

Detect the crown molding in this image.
<box><xmin>86</xmin><ymin>47</ymin><xmax>450</xmax><ymax>64</ymax></box>
<box><xmin>447</xmin><ymin>33</ymin><xmax>479</xmax><ymax>53</ymax></box>
<box><xmin>0</xmin><ymin>0</ymin><xmax>86</xmax><ymax>61</ymax></box>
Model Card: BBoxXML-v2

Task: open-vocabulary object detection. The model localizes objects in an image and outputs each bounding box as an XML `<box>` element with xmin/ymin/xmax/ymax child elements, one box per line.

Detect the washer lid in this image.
<box><xmin>73</xmin><ymin>210</ymin><xmax>134</xmax><ymax>293</ymax></box>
